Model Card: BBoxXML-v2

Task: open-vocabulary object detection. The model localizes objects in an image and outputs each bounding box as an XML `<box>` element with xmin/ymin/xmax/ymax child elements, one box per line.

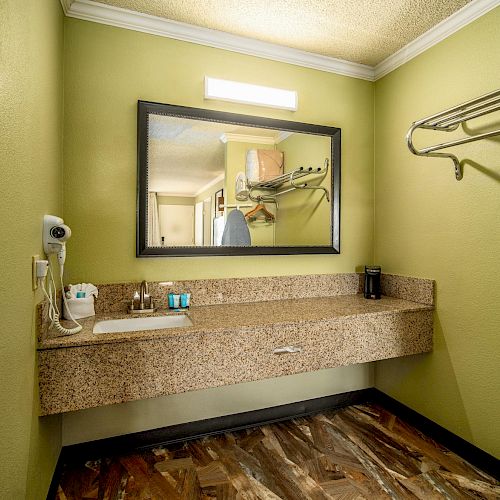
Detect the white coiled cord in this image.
<box><xmin>39</xmin><ymin>257</ymin><xmax>82</xmax><ymax>335</ymax></box>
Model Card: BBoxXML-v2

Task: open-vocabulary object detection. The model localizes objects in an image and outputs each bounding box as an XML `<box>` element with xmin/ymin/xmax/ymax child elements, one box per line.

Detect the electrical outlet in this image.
<box><xmin>32</xmin><ymin>255</ymin><xmax>39</xmax><ymax>290</ymax></box>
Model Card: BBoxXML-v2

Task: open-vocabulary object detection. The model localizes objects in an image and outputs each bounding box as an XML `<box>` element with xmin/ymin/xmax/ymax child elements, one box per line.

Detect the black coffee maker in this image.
<box><xmin>364</xmin><ymin>265</ymin><xmax>381</xmax><ymax>299</ymax></box>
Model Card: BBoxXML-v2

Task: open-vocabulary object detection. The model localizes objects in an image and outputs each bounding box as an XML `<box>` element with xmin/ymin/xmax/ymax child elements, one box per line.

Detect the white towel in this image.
<box><xmin>213</xmin><ymin>216</ymin><xmax>225</xmax><ymax>246</ymax></box>
<box><xmin>68</xmin><ymin>283</ymin><xmax>99</xmax><ymax>299</ymax></box>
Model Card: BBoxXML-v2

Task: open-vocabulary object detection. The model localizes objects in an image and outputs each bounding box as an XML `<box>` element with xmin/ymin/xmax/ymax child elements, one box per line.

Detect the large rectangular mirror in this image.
<box><xmin>137</xmin><ymin>101</ymin><xmax>340</xmax><ymax>256</ymax></box>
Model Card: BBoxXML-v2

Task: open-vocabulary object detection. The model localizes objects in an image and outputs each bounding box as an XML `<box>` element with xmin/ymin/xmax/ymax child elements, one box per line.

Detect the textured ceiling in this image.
<box><xmin>148</xmin><ymin>114</ymin><xmax>286</xmax><ymax>195</ymax></box>
<box><xmin>89</xmin><ymin>0</ymin><xmax>471</xmax><ymax>65</ymax></box>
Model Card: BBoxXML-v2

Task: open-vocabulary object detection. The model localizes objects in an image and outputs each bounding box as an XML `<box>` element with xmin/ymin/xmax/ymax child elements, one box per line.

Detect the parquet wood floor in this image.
<box><xmin>55</xmin><ymin>403</ymin><xmax>499</xmax><ymax>499</ymax></box>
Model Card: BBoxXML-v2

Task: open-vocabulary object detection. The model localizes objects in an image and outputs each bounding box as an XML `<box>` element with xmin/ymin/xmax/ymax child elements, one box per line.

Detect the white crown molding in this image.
<box><xmin>155</xmin><ymin>192</ymin><xmax>195</xmax><ymax>198</ymax></box>
<box><xmin>65</xmin><ymin>0</ymin><xmax>499</xmax><ymax>82</ymax></box>
<box><xmin>276</xmin><ymin>131</ymin><xmax>294</xmax><ymax>143</ymax></box>
<box><xmin>374</xmin><ymin>0</ymin><xmax>500</xmax><ymax>79</ymax></box>
<box><xmin>65</xmin><ymin>0</ymin><xmax>374</xmax><ymax>81</ymax></box>
<box><xmin>59</xmin><ymin>0</ymin><xmax>72</xmax><ymax>15</ymax></box>
<box><xmin>220</xmin><ymin>133</ymin><xmax>276</xmax><ymax>145</ymax></box>
<box><xmin>194</xmin><ymin>173</ymin><xmax>225</xmax><ymax>197</ymax></box>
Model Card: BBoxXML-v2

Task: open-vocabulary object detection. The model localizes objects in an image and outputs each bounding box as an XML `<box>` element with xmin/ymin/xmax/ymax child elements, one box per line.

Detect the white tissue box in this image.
<box><xmin>63</xmin><ymin>296</ymin><xmax>95</xmax><ymax>320</ymax></box>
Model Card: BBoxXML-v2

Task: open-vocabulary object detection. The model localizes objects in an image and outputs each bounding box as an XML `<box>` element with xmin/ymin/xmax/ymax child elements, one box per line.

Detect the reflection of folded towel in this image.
<box><xmin>213</xmin><ymin>216</ymin><xmax>225</xmax><ymax>246</ymax></box>
<box><xmin>221</xmin><ymin>210</ymin><xmax>251</xmax><ymax>246</ymax></box>
<box><xmin>68</xmin><ymin>283</ymin><xmax>99</xmax><ymax>299</ymax></box>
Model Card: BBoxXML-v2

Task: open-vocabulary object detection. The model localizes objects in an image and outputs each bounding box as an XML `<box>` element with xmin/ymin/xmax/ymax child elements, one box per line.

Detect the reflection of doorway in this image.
<box><xmin>194</xmin><ymin>201</ymin><xmax>203</xmax><ymax>246</ymax></box>
<box><xmin>159</xmin><ymin>205</ymin><xmax>194</xmax><ymax>246</ymax></box>
<box><xmin>195</xmin><ymin>198</ymin><xmax>214</xmax><ymax>246</ymax></box>
<box><xmin>203</xmin><ymin>197</ymin><xmax>212</xmax><ymax>246</ymax></box>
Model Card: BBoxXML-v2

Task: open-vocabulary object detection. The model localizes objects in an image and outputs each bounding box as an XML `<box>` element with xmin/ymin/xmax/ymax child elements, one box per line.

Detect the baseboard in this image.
<box><xmin>370</xmin><ymin>389</ymin><xmax>499</xmax><ymax>480</ymax></box>
<box><xmin>46</xmin><ymin>386</ymin><xmax>499</xmax><ymax>498</ymax></box>
<box><xmin>60</xmin><ymin>388</ymin><xmax>371</xmax><ymax>464</ymax></box>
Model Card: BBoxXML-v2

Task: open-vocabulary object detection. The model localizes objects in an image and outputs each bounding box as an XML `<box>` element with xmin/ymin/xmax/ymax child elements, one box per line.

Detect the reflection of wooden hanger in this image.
<box><xmin>244</xmin><ymin>203</ymin><xmax>275</xmax><ymax>222</ymax></box>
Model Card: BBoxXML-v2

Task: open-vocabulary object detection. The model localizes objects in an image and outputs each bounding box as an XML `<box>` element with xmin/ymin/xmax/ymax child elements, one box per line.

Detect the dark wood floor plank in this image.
<box><xmin>215</xmin><ymin>482</ymin><xmax>238</xmax><ymax>500</ymax></box>
<box><xmin>308</xmin><ymin>418</ymin><xmax>365</xmax><ymax>471</ymax></box>
<box><xmin>209</xmin><ymin>438</ymin><xmax>264</xmax><ymax>499</ymax></box>
<box><xmin>236</xmin><ymin>427</ymin><xmax>266</xmax><ymax>451</ymax></box>
<box><xmin>438</xmin><ymin>470</ymin><xmax>500</xmax><ymax>498</ymax></box>
<box><xmin>154</xmin><ymin>456</ymin><xmax>194</xmax><ymax>473</ymax></box>
<box><xmin>336</xmin><ymin>410</ymin><xmax>424</xmax><ymax>478</ymax></box>
<box><xmin>231</xmin><ymin>442</ymin><xmax>288</xmax><ymax>498</ymax></box>
<box><xmin>197</xmin><ymin>460</ymin><xmax>230</xmax><ymax>488</ymax></box>
<box><xmin>386</xmin><ymin>416</ymin><xmax>489</xmax><ymax>481</ymax></box>
<box><xmin>56</xmin><ymin>403</ymin><xmax>497</xmax><ymax>500</ymax></box>
<box><xmin>179</xmin><ymin>466</ymin><xmax>202</xmax><ymax>499</ymax></box>
<box><xmin>319</xmin><ymin>415</ymin><xmax>414</xmax><ymax>499</ymax></box>
<box><xmin>120</xmin><ymin>455</ymin><xmax>181</xmax><ymax>499</ymax></box>
<box><xmin>272</xmin><ymin>423</ymin><xmax>320</xmax><ymax>467</ymax></box>
<box><xmin>59</xmin><ymin>463</ymin><xmax>99</xmax><ymax>500</ymax></box>
<box><xmin>397</xmin><ymin>473</ymin><xmax>448</xmax><ymax>499</ymax></box>
<box><xmin>97</xmin><ymin>458</ymin><xmax>123</xmax><ymax>500</ymax></box>
<box><xmin>254</xmin><ymin>441</ymin><xmax>333</xmax><ymax>500</ymax></box>
<box><xmin>186</xmin><ymin>440</ymin><xmax>218</xmax><ymax>466</ymax></box>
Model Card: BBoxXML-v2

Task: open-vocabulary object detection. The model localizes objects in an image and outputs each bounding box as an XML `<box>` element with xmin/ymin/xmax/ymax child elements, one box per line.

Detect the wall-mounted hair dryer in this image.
<box><xmin>40</xmin><ymin>215</ymin><xmax>82</xmax><ymax>335</ymax></box>
<box><xmin>43</xmin><ymin>215</ymin><xmax>72</xmax><ymax>268</ymax></box>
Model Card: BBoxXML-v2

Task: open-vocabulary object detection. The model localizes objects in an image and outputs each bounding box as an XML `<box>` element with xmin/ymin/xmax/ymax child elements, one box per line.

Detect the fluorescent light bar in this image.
<box><xmin>205</xmin><ymin>77</ymin><xmax>297</xmax><ymax>111</ymax></box>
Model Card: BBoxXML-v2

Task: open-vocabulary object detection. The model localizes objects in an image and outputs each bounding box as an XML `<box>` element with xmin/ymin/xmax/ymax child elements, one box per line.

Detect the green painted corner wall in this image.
<box><xmin>0</xmin><ymin>1</ymin><xmax>64</xmax><ymax>498</ymax></box>
<box><xmin>60</xmin><ymin>16</ymin><xmax>375</xmax><ymax>447</ymax></box>
<box><xmin>374</xmin><ymin>7</ymin><xmax>500</xmax><ymax>457</ymax></box>
<box><xmin>62</xmin><ymin>18</ymin><xmax>374</xmax><ymax>284</ymax></box>
<box><xmin>276</xmin><ymin>134</ymin><xmax>332</xmax><ymax>246</ymax></box>
<box><xmin>0</xmin><ymin>2</ymin><xmax>495</xmax><ymax>492</ymax></box>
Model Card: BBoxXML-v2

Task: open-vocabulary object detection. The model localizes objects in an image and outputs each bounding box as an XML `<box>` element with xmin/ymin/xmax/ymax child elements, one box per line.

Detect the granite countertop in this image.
<box><xmin>38</xmin><ymin>294</ymin><xmax>433</xmax><ymax>350</ymax></box>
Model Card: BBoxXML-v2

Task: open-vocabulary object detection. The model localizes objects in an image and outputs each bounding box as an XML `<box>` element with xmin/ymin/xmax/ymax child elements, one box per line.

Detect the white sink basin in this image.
<box><xmin>93</xmin><ymin>314</ymin><xmax>192</xmax><ymax>334</ymax></box>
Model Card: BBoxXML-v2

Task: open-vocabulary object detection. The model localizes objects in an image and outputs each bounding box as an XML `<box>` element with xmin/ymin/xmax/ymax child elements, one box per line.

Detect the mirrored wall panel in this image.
<box><xmin>137</xmin><ymin>102</ymin><xmax>340</xmax><ymax>256</ymax></box>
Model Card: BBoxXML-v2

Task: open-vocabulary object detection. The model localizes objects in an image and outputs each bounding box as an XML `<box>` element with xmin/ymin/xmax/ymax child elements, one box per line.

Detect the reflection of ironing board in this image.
<box><xmin>213</xmin><ymin>215</ymin><xmax>225</xmax><ymax>246</ymax></box>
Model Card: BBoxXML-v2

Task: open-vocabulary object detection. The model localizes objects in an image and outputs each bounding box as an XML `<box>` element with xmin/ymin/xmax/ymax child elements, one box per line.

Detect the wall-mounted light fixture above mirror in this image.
<box><xmin>204</xmin><ymin>77</ymin><xmax>298</xmax><ymax>111</ymax></box>
<box><xmin>137</xmin><ymin>101</ymin><xmax>340</xmax><ymax>257</ymax></box>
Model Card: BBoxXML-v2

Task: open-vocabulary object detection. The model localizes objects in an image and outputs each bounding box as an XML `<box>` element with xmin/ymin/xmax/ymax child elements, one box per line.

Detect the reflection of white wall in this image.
<box><xmin>203</xmin><ymin>197</ymin><xmax>212</xmax><ymax>245</ymax></box>
<box><xmin>159</xmin><ymin>205</ymin><xmax>194</xmax><ymax>246</ymax></box>
<box><xmin>194</xmin><ymin>201</ymin><xmax>203</xmax><ymax>245</ymax></box>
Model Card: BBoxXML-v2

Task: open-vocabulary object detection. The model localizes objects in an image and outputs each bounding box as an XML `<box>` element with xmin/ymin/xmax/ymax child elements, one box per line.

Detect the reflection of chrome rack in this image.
<box><xmin>218</xmin><ymin>203</ymin><xmax>252</xmax><ymax>211</ymax></box>
<box><xmin>248</xmin><ymin>158</ymin><xmax>330</xmax><ymax>203</ymax></box>
<box><xmin>406</xmin><ymin>89</ymin><xmax>500</xmax><ymax>180</ymax></box>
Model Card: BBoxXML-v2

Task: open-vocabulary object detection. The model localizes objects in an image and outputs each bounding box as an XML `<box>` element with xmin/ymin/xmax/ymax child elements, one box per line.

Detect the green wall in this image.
<box><xmin>61</xmin><ymin>16</ymin><xmax>374</xmax><ymax>446</ymax></box>
<box><xmin>2</xmin><ymin>1</ymin><xmax>498</xmax><ymax>493</ymax></box>
<box><xmin>276</xmin><ymin>134</ymin><xmax>332</xmax><ymax>245</ymax></box>
<box><xmin>62</xmin><ymin>18</ymin><xmax>374</xmax><ymax>284</ymax></box>
<box><xmin>0</xmin><ymin>1</ymin><xmax>64</xmax><ymax>498</ymax></box>
<box><xmin>374</xmin><ymin>7</ymin><xmax>500</xmax><ymax>457</ymax></box>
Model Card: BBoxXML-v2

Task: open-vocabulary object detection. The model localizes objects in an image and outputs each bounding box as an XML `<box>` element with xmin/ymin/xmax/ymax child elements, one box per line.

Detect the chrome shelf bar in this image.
<box><xmin>247</xmin><ymin>158</ymin><xmax>330</xmax><ymax>203</ymax></box>
<box><xmin>406</xmin><ymin>89</ymin><xmax>500</xmax><ymax>180</ymax></box>
<box><xmin>247</xmin><ymin>165</ymin><xmax>325</xmax><ymax>190</ymax></box>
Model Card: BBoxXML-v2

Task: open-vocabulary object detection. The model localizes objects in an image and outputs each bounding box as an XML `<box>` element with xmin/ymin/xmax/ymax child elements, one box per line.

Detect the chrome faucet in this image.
<box><xmin>139</xmin><ymin>280</ymin><xmax>148</xmax><ymax>309</ymax></box>
<box><xmin>129</xmin><ymin>280</ymin><xmax>156</xmax><ymax>313</ymax></box>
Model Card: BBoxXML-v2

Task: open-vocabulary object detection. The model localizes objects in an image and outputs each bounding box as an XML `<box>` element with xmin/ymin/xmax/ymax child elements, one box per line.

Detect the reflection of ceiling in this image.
<box><xmin>78</xmin><ymin>0</ymin><xmax>470</xmax><ymax>66</ymax></box>
<box><xmin>148</xmin><ymin>114</ymin><xmax>287</xmax><ymax>195</ymax></box>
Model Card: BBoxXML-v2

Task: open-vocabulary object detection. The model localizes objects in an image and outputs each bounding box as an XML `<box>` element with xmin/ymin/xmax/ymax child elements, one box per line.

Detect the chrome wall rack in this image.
<box><xmin>406</xmin><ymin>89</ymin><xmax>500</xmax><ymax>180</ymax></box>
<box><xmin>248</xmin><ymin>158</ymin><xmax>330</xmax><ymax>202</ymax></box>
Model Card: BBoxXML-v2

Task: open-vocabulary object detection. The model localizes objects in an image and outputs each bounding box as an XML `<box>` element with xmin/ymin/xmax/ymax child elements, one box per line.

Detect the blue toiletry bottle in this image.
<box><xmin>168</xmin><ymin>293</ymin><xmax>175</xmax><ymax>309</ymax></box>
<box><xmin>180</xmin><ymin>293</ymin><xmax>188</xmax><ymax>308</ymax></box>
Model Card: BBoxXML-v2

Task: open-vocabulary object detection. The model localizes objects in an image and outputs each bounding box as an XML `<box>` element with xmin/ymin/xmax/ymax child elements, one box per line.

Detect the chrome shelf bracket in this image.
<box><xmin>406</xmin><ymin>89</ymin><xmax>500</xmax><ymax>181</ymax></box>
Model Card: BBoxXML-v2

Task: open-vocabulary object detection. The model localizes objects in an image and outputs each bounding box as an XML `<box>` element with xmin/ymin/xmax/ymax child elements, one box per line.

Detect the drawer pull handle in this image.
<box><xmin>273</xmin><ymin>346</ymin><xmax>302</xmax><ymax>354</ymax></box>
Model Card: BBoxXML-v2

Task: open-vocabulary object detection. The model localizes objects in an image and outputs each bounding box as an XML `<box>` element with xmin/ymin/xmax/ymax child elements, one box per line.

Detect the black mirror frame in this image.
<box><xmin>137</xmin><ymin>100</ymin><xmax>341</xmax><ymax>257</ymax></box>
